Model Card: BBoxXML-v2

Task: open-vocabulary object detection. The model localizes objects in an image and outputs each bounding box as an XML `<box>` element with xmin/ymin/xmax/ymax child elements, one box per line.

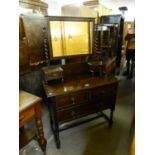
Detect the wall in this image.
<box><xmin>46</xmin><ymin>0</ymin><xmax>61</xmax><ymax>15</ymax></box>
<box><xmin>80</xmin><ymin>5</ymin><xmax>98</xmax><ymax>23</ymax></box>
<box><xmin>61</xmin><ymin>4</ymin><xmax>81</xmax><ymax>16</ymax></box>
<box><xmin>98</xmin><ymin>4</ymin><xmax>112</xmax><ymax>17</ymax></box>
<box><xmin>61</xmin><ymin>4</ymin><xmax>98</xmax><ymax>23</ymax></box>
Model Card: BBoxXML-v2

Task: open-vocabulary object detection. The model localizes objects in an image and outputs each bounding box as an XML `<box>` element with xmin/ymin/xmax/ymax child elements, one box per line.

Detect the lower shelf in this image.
<box><xmin>58</xmin><ymin>111</ymin><xmax>112</xmax><ymax>132</ymax></box>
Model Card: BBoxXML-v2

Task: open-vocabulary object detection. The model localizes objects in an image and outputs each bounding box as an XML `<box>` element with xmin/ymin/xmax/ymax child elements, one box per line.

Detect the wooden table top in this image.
<box><xmin>43</xmin><ymin>76</ymin><xmax>118</xmax><ymax>98</ymax></box>
<box><xmin>19</xmin><ymin>90</ymin><xmax>41</xmax><ymax>112</ymax></box>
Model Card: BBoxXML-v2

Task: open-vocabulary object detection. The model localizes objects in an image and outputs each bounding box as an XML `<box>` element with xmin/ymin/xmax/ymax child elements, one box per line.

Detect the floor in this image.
<box><xmin>20</xmin><ymin>67</ymin><xmax>135</xmax><ymax>155</ymax></box>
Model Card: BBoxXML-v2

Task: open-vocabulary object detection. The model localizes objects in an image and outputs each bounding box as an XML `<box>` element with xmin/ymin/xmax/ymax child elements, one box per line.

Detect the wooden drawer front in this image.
<box><xmin>56</xmin><ymin>91</ymin><xmax>90</xmax><ymax>109</ymax></box>
<box><xmin>91</xmin><ymin>85</ymin><xmax>117</xmax><ymax>109</ymax></box>
<box><xmin>57</xmin><ymin>104</ymin><xmax>97</xmax><ymax>123</ymax></box>
<box><xmin>19</xmin><ymin>108</ymin><xmax>35</xmax><ymax>128</ymax></box>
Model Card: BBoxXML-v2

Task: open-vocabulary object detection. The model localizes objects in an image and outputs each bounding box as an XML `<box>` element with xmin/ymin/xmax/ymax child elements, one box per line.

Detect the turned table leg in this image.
<box><xmin>35</xmin><ymin>103</ymin><xmax>47</xmax><ymax>152</ymax></box>
<box><xmin>109</xmin><ymin>108</ymin><xmax>114</xmax><ymax>127</ymax></box>
<box><xmin>48</xmin><ymin>102</ymin><xmax>61</xmax><ymax>149</ymax></box>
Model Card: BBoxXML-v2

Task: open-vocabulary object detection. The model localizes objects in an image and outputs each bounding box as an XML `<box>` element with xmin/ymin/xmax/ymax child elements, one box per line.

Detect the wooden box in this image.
<box><xmin>42</xmin><ymin>66</ymin><xmax>63</xmax><ymax>83</ymax></box>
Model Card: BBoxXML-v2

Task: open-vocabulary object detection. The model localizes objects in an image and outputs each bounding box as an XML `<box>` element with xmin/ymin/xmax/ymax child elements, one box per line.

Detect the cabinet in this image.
<box><xmin>43</xmin><ymin>62</ymin><xmax>118</xmax><ymax>148</ymax></box>
<box><xmin>19</xmin><ymin>0</ymin><xmax>48</xmax><ymax>15</ymax></box>
<box><xmin>88</xmin><ymin>24</ymin><xmax>118</xmax><ymax>76</ymax></box>
<box><xmin>19</xmin><ymin>0</ymin><xmax>48</xmax><ymax>74</ymax></box>
<box><xmin>100</xmin><ymin>15</ymin><xmax>124</xmax><ymax>68</ymax></box>
<box><xmin>94</xmin><ymin>24</ymin><xmax>118</xmax><ymax>59</ymax></box>
<box><xmin>19</xmin><ymin>15</ymin><xmax>47</xmax><ymax>74</ymax></box>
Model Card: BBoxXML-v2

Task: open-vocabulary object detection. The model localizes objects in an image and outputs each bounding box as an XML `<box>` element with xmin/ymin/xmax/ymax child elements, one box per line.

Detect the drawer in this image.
<box><xmin>57</xmin><ymin>103</ymin><xmax>98</xmax><ymax>123</ymax></box>
<box><xmin>91</xmin><ymin>85</ymin><xmax>117</xmax><ymax>109</ymax></box>
<box><xmin>56</xmin><ymin>91</ymin><xmax>90</xmax><ymax>109</ymax></box>
<box><xmin>19</xmin><ymin>108</ymin><xmax>35</xmax><ymax>128</ymax></box>
<box><xmin>92</xmin><ymin>84</ymin><xmax>116</xmax><ymax>95</ymax></box>
<box><xmin>91</xmin><ymin>85</ymin><xmax>117</xmax><ymax>99</ymax></box>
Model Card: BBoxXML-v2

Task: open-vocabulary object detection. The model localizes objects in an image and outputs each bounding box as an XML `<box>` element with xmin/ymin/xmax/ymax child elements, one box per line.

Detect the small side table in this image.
<box><xmin>19</xmin><ymin>90</ymin><xmax>47</xmax><ymax>152</ymax></box>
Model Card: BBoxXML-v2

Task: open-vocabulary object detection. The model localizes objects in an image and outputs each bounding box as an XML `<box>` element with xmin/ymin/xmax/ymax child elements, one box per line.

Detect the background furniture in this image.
<box><xmin>19</xmin><ymin>90</ymin><xmax>47</xmax><ymax>152</ymax></box>
<box><xmin>19</xmin><ymin>0</ymin><xmax>48</xmax><ymax>15</ymax></box>
<box><xmin>19</xmin><ymin>0</ymin><xmax>48</xmax><ymax>75</ymax></box>
<box><xmin>43</xmin><ymin>62</ymin><xmax>118</xmax><ymax>148</ymax></box>
<box><xmin>90</xmin><ymin>23</ymin><xmax>118</xmax><ymax>76</ymax></box>
<box><xmin>94</xmin><ymin>23</ymin><xmax>118</xmax><ymax>58</ymax></box>
<box><xmin>100</xmin><ymin>15</ymin><xmax>124</xmax><ymax>70</ymax></box>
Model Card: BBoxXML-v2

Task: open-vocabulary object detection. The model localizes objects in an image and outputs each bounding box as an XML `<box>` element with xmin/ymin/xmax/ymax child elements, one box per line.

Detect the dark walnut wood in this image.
<box><xmin>19</xmin><ymin>0</ymin><xmax>48</xmax><ymax>75</ymax></box>
<box><xmin>42</xmin><ymin>65</ymin><xmax>64</xmax><ymax>83</ymax></box>
<box><xmin>19</xmin><ymin>15</ymin><xmax>47</xmax><ymax>72</ymax></box>
<box><xmin>43</xmin><ymin>62</ymin><xmax>118</xmax><ymax>149</ymax></box>
<box><xmin>19</xmin><ymin>90</ymin><xmax>47</xmax><ymax>152</ymax></box>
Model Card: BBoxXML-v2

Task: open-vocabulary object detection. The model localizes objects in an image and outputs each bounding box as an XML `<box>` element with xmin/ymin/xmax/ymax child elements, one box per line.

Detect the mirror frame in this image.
<box><xmin>45</xmin><ymin>16</ymin><xmax>95</xmax><ymax>60</ymax></box>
